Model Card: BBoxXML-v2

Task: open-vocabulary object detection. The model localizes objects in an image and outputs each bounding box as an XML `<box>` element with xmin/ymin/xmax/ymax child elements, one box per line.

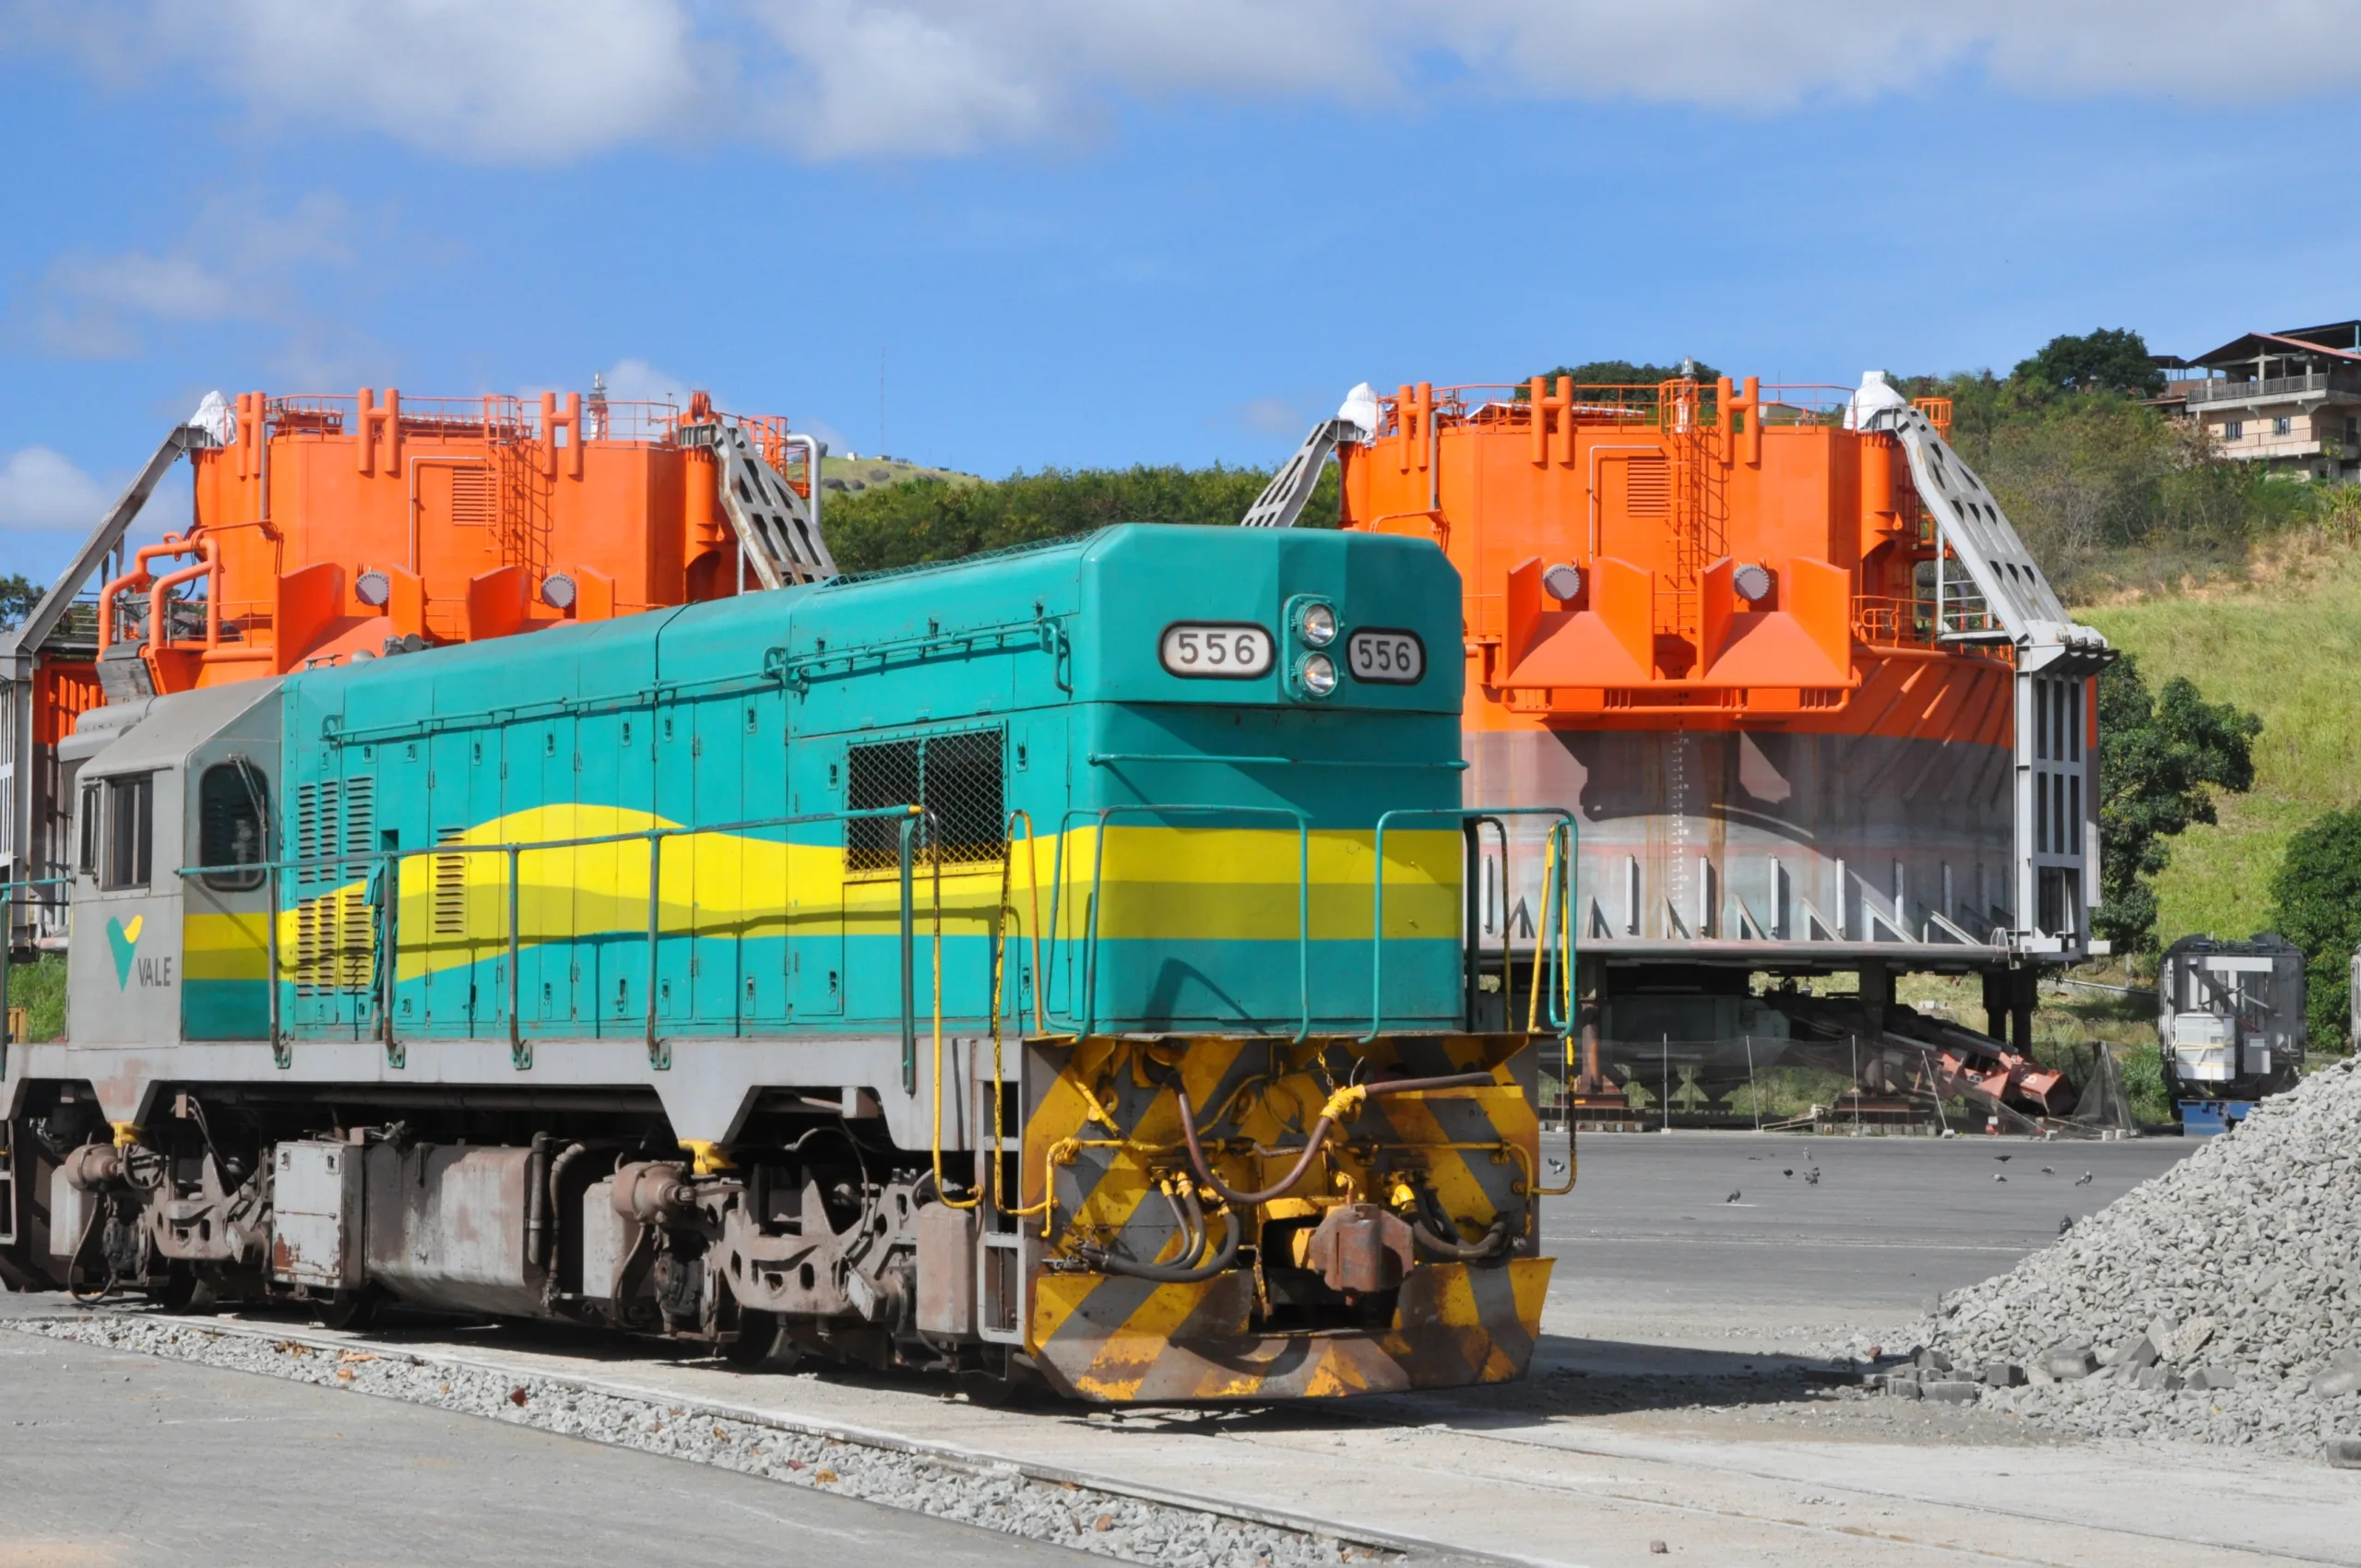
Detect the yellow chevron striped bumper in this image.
<box><xmin>1014</xmin><ymin>1031</ymin><xmax>1555</xmax><ymax>1404</ymax></box>
<box><xmin>1030</xmin><ymin>1256</ymin><xmax>1552</xmax><ymax>1402</ymax></box>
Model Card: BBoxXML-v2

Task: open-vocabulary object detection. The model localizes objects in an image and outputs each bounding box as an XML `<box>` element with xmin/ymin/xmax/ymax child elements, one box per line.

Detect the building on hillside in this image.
<box><xmin>2158</xmin><ymin>321</ymin><xmax>2361</xmax><ymax>481</ymax></box>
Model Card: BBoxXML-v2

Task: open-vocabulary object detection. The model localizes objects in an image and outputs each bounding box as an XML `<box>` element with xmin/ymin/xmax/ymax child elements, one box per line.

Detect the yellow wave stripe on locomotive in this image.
<box><xmin>184</xmin><ymin>810</ymin><xmax>1464</xmax><ymax>980</ymax></box>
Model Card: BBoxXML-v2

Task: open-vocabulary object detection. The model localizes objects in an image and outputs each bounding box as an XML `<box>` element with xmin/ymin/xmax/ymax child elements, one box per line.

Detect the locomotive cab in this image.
<box><xmin>61</xmin><ymin>683</ymin><xmax>280</xmax><ymax>1053</ymax></box>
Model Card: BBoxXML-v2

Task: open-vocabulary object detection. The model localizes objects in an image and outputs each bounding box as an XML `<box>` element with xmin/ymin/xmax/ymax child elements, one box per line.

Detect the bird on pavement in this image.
<box><xmin>1994</xmin><ymin>1173</ymin><xmax>2008</xmax><ymax>1182</ymax></box>
<box><xmin>1995</xmin><ymin>1154</ymin><xmax>2011</xmax><ymax>1162</ymax></box>
<box><xmin>2074</xmin><ymin>1171</ymin><xmax>2094</xmax><ymax>1186</ymax></box>
<box><xmin>1726</xmin><ymin>1190</ymin><xmax>1742</xmax><ymax>1204</ymax></box>
<box><xmin>2058</xmin><ymin>1216</ymin><xmax>2075</xmax><ymax>1235</ymax></box>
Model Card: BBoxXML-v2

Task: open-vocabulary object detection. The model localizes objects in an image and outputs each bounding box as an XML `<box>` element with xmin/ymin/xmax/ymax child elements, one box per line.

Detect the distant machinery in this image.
<box><xmin>2159</xmin><ymin>934</ymin><xmax>2305</xmax><ymax>1134</ymax></box>
<box><xmin>1251</xmin><ymin>369</ymin><xmax>2113</xmax><ymax>1122</ymax></box>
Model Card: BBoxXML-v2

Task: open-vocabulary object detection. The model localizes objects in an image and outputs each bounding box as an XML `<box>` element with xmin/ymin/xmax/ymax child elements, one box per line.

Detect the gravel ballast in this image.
<box><xmin>10</xmin><ymin>1314</ymin><xmax>1392</xmax><ymax>1568</ymax></box>
<box><xmin>1893</xmin><ymin>1057</ymin><xmax>2361</xmax><ymax>1460</ymax></box>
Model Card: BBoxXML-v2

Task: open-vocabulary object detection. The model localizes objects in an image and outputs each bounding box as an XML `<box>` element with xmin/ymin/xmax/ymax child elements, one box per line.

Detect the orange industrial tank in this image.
<box><xmin>100</xmin><ymin>386</ymin><xmax>827</xmax><ymax>699</ymax></box>
<box><xmin>1246</xmin><ymin>371</ymin><xmax>2111</xmax><ymax>1119</ymax></box>
<box><xmin>0</xmin><ymin>382</ymin><xmax>832</xmax><ymax>944</ymax></box>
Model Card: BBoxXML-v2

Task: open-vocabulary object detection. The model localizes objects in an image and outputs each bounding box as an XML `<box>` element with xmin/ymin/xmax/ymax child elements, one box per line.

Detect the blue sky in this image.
<box><xmin>5</xmin><ymin>2</ymin><xmax>2360</xmax><ymax>581</ymax></box>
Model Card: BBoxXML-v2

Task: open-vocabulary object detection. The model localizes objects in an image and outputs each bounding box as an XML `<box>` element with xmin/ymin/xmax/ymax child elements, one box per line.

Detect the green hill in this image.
<box><xmin>817</xmin><ymin>454</ymin><xmax>977</xmax><ymax>496</ymax></box>
<box><xmin>2081</xmin><ymin>546</ymin><xmax>2361</xmax><ymax>948</ymax></box>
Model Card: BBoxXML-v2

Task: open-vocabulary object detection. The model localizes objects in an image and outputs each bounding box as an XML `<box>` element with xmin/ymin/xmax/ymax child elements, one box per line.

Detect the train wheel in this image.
<box><xmin>957</xmin><ymin>1354</ymin><xmax>1050</xmax><ymax>1408</ymax></box>
<box><xmin>154</xmin><ymin>1264</ymin><xmax>217</xmax><ymax>1314</ymax></box>
<box><xmin>723</xmin><ymin>1310</ymin><xmax>802</xmax><ymax>1372</ymax></box>
<box><xmin>315</xmin><ymin>1289</ymin><xmax>381</xmax><ymax>1332</ymax></box>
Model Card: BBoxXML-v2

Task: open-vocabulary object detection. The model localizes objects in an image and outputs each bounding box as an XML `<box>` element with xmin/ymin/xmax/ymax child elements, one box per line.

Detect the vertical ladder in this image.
<box><xmin>1658</xmin><ymin>378</ymin><xmax>1721</xmax><ymax>647</ymax></box>
<box><xmin>976</xmin><ymin>1062</ymin><xmax>1031</xmax><ymax>1346</ymax></box>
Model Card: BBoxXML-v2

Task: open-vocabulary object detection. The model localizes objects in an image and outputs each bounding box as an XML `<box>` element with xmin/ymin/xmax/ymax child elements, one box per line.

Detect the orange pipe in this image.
<box><xmin>146</xmin><ymin>538</ymin><xmax>219</xmax><ymax>651</ymax></box>
<box><xmin>97</xmin><ymin>537</ymin><xmax>207</xmax><ymax>655</ymax></box>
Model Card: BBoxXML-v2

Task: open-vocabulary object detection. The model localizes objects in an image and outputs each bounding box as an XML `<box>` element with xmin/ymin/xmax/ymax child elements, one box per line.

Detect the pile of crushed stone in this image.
<box><xmin>1886</xmin><ymin>1057</ymin><xmax>2361</xmax><ymax>1461</ymax></box>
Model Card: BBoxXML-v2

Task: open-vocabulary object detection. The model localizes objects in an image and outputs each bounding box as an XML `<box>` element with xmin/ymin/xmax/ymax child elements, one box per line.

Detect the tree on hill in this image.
<box><xmin>824</xmin><ymin>463</ymin><xmax>1341</xmax><ymax>575</ymax></box>
<box><xmin>2011</xmin><ymin>329</ymin><xmax>2166</xmax><ymax>399</ymax></box>
<box><xmin>2095</xmin><ymin>653</ymin><xmax>2262</xmax><ymax>956</ymax></box>
<box><xmin>2269</xmin><ymin>807</ymin><xmax>2361</xmax><ymax>1047</ymax></box>
<box><xmin>1524</xmin><ymin>359</ymin><xmax>1723</xmax><ymax>389</ymax></box>
<box><xmin>0</xmin><ymin>573</ymin><xmax>41</xmax><ymax>631</ymax></box>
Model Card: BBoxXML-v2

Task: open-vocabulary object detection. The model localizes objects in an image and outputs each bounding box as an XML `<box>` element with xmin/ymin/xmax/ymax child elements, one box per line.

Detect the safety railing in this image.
<box><xmin>1364</xmin><ymin>808</ymin><xmax>1576</xmax><ymax>1044</ymax></box>
<box><xmin>259</xmin><ymin>392</ymin><xmax>803</xmax><ymax>451</ymax></box>
<box><xmin>1380</xmin><ymin>381</ymin><xmax>1859</xmax><ymax>439</ymax></box>
<box><xmin>1029</xmin><ymin>802</ymin><xmax>1579</xmax><ymax>1044</ymax></box>
<box><xmin>1041</xmin><ymin>804</ymin><xmax>1313</xmax><ymax>1042</ymax></box>
<box><xmin>176</xmin><ymin>805</ymin><xmax>928</xmax><ymax>1076</ymax></box>
<box><xmin>1853</xmin><ymin>596</ymin><xmax>1925</xmax><ymax>647</ymax></box>
<box><xmin>2184</xmin><ymin>371</ymin><xmax>2361</xmax><ymax>405</ymax></box>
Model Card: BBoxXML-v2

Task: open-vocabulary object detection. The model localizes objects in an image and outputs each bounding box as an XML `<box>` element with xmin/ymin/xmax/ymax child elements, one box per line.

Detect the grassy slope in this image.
<box><xmin>2080</xmin><ymin>552</ymin><xmax>2361</xmax><ymax>947</ymax></box>
<box><xmin>818</xmin><ymin>455</ymin><xmax>978</xmax><ymax>495</ymax></box>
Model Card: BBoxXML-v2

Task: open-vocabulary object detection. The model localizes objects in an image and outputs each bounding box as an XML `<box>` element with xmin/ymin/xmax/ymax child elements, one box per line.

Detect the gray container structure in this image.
<box><xmin>2158</xmin><ymin>934</ymin><xmax>2306</xmax><ymax>1108</ymax></box>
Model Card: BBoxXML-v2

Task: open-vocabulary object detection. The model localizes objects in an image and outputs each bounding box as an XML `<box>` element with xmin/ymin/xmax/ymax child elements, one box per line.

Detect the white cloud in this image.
<box><xmin>12</xmin><ymin>2</ymin><xmax>2361</xmax><ymax>164</ymax></box>
<box><xmin>31</xmin><ymin>192</ymin><xmax>385</xmax><ymax>380</ymax></box>
<box><xmin>17</xmin><ymin>0</ymin><xmax>703</xmax><ymax>165</ymax></box>
<box><xmin>0</xmin><ymin>448</ymin><xmax>110</xmax><ymax>535</ymax></box>
<box><xmin>595</xmin><ymin>358</ymin><xmax>699</xmax><ymax>407</ymax></box>
<box><xmin>1238</xmin><ymin>397</ymin><xmax>1305</xmax><ymax>437</ymax></box>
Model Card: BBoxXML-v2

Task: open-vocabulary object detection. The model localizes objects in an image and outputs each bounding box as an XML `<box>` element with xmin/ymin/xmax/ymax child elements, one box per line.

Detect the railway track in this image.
<box><xmin>14</xmin><ymin>1304</ymin><xmax>2358</xmax><ymax>1568</ymax></box>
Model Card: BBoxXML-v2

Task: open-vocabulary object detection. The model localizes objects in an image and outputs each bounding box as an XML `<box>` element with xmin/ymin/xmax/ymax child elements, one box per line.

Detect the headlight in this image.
<box><xmin>1298</xmin><ymin>653</ymin><xmax>1337</xmax><ymax>697</ymax></box>
<box><xmin>1299</xmin><ymin>602</ymin><xmax>1337</xmax><ymax>647</ymax></box>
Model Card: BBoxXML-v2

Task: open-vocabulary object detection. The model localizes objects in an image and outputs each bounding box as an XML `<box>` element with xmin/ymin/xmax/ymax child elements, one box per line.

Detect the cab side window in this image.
<box><xmin>198</xmin><ymin>763</ymin><xmax>267</xmax><ymax>892</ymax></box>
<box><xmin>98</xmin><ymin>773</ymin><xmax>155</xmax><ymax>891</ymax></box>
<box><xmin>76</xmin><ymin>780</ymin><xmax>100</xmax><ymax>878</ymax></box>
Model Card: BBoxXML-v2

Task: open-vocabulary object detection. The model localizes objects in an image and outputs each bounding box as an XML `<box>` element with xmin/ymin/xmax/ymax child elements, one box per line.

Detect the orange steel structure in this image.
<box><xmin>1342</xmin><ymin>376</ymin><xmax>1997</xmax><ymax>730</ymax></box>
<box><xmin>99</xmin><ymin>388</ymin><xmax>809</xmax><ymax>696</ymax></box>
<box><xmin>1330</xmin><ymin>373</ymin><xmax>2108</xmax><ymax>1103</ymax></box>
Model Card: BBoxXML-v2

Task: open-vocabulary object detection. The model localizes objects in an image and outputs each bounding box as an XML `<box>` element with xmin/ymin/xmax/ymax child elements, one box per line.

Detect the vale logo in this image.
<box><xmin>106</xmin><ymin>914</ymin><xmax>143</xmax><ymax>989</ymax></box>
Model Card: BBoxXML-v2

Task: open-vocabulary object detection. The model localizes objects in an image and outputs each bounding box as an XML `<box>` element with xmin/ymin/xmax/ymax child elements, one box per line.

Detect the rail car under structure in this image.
<box><xmin>0</xmin><ymin>522</ymin><xmax>1571</xmax><ymax>1404</ymax></box>
<box><xmin>1246</xmin><ymin>371</ymin><xmax>2109</xmax><ymax>1121</ymax></box>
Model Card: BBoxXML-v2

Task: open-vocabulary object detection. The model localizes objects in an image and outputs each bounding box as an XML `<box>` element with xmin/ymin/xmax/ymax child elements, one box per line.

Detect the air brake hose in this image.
<box><xmin>1173</xmin><ymin>1071</ymin><xmax>1498</xmax><ymax>1207</ymax></box>
<box><xmin>1411</xmin><ymin>1214</ymin><xmax>1512</xmax><ymax>1261</ymax></box>
<box><xmin>1084</xmin><ymin>1206</ymin><xmax>1241</xmax><ymax>1284</ymax></box>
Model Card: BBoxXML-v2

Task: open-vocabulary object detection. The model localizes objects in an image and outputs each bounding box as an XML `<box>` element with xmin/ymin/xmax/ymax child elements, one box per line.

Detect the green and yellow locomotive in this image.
<box><xmin>2</xmin><ymin>524</ymin><xmax>1570</xmax><ymax>1401</ymax></box>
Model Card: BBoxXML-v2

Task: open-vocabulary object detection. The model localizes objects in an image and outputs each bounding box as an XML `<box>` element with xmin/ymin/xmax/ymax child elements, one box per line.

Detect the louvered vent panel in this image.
<box><xmin>433</xmin><ymin>827</ymin><xmax>468</xmax><ymax>938</ymax></box>
<box><xmin>1626</xmin><ymin>457</ymin><xmax>1669</xmax><ymax>517</ymax></box>
<box><xmin>450</xmin><ymin>466</ymin><xmax>495</xmax><ymax>528</ymax></box>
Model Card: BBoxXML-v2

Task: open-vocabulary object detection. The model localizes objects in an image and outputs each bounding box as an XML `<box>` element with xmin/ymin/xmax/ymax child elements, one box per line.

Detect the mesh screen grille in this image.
<box><xmin>845</xmin><ymin>728</ymin><xmax>1005</xmax><ymax>872</ymax></box>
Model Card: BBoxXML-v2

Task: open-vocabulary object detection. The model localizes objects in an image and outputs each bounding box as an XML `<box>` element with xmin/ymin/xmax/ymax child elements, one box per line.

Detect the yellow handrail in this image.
<box><xmin>975</xmin><ymin>811</ymin><xmax>1049</xmax><ymax>1215</ymax></box>
<box><xmin>1525</xmin><ymin>830</ymin><xmax>1558</xmax><ymax>1035</ymax></box>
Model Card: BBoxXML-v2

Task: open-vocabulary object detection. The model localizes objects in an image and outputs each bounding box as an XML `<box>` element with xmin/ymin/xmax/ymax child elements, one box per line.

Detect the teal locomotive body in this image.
<box><xmin>4</xmin><ymin>525</ymin><xmax>1564</xmax><ymax>1401</ymax></box>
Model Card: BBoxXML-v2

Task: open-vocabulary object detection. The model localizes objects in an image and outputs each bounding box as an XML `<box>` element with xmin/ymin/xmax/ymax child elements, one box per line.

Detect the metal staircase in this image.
<box><xmin>1239</xmin><ymin>385</ymin><xmax>1379</xmax><ymax>529</ymax></box>
<box><xmin>1858</xmin><ymin>384</ymin><xmax>2113</xmax><ymax>955</ymax></box>
<box><xmin>679</xmin><ymin>422</ymin><xmax>836</xmax><ymax>588</ymax></box>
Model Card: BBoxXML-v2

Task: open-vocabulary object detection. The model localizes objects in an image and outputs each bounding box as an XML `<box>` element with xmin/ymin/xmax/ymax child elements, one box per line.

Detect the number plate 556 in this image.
<box><xmin>1159</xmin><ymin>623</ymin><xmax>1274</xmax><ymax>678</ymax></box>
<box><xmin>1347</xmin><ymin>629</ymin><xmax>1424</xmax><ymax>683</ymax></box>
